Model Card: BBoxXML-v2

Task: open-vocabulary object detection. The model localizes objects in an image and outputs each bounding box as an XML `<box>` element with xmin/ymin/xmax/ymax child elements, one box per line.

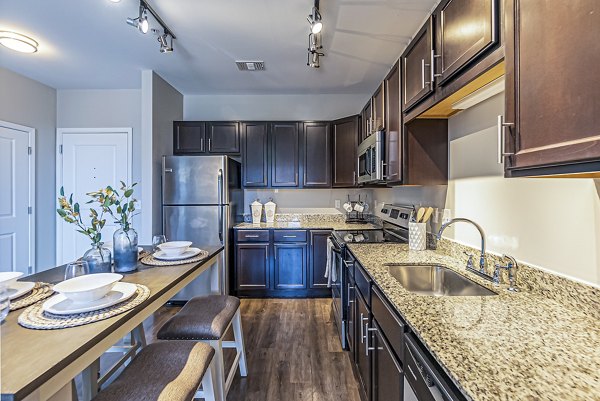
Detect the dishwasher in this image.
<box><xmin>403</xmin><ymin>334</ymin><xmax>467</xmax><ymax>401</ymax></box>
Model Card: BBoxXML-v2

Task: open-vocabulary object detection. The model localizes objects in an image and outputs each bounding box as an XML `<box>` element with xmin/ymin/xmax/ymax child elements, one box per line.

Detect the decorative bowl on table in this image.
<box><xmin>157</xmin><ymin>241</ymin><xmax>193</xmax><ymax>256</ymax></box>
<box><xmin>53</xmin><ymin>273</ymin><xmax>123</xmax><ymax>303</ymax></box>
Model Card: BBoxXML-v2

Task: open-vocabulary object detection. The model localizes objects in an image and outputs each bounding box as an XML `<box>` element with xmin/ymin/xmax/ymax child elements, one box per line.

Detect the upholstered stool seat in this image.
<box><xmin>93</xmin><ymin>341</ymin><xmax>220</xmax><ymax>401</ymax></box>
<box><xmin>157</xmin><ymin>295</ymin><xmax>247</xmax><ymax>401</ymax></box>
<box><xmin>157</xmin><ymin>295</ymin><xmax>240</xmax><ymax>340</ymax></box>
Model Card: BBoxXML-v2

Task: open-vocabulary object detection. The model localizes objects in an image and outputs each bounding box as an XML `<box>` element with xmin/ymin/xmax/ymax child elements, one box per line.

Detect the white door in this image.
<box><xmin>0</xmin><ymin>122</ymin><xmax>34</xmax><ymax>274</ymax></box>
<box><xmin>56</xmin><ymin>128</ymin><xmax>132</xmax><ymax>265</ymax></box>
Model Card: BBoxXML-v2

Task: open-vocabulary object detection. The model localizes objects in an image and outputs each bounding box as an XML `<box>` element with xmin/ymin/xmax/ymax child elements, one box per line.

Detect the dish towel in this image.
<box><xmin>324</xmin><ymin>238</ymin><xmax>337</xmax><ymax>287</ymax></box>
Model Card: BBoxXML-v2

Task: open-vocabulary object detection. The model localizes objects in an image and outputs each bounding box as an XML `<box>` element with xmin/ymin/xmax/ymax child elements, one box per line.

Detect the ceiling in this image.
<box><xmin>0</xmin><ymin>0</ymin><xmax>437</xmax><ymax>95</ymax></box>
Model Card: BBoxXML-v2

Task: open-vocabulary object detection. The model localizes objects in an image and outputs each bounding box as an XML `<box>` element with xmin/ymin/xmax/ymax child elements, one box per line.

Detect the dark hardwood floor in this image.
<box><xmin>144</xmin><ymin>298</ymin><xmax>362</xmax><ymax>401</ymax></box>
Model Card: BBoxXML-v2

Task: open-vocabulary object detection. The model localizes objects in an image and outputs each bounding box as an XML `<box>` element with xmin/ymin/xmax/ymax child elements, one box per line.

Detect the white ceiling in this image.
<box><xmin>0</xmin><ymin>0</ymin><xmax>437</xmax><ymax>95</ymax></box>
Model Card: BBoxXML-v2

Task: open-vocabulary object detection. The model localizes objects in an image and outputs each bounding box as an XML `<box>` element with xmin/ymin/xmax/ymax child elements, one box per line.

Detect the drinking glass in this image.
<box><xmin>0</xmin><ymin>285</ymin><xmax>9</xmax><ymax>323</ymax></box>
<box><xmin>64</xmin><ymin>261</ymin><xmax>90</xmax><ymax>281</ymax></box>
<box><xmin>152</xmin><ymin>235</ymin><xmax>167</xmax><ymax>252</ymax></box>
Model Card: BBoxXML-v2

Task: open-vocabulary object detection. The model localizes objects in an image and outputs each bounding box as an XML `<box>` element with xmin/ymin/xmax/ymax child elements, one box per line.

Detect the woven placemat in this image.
<box><xmin>10</xmin><ymin>282</ymin><xmax>54</xmax><ymax>311</ymax></box>
<box><xmin>18</xmin><ymin>284</ymin><xmax>150</xmax><ymax>330</ymax></box>
<box><xmin>140</xmin><ymin>249</ymin><xmax>209</xmax><ymax>266</ymax></box>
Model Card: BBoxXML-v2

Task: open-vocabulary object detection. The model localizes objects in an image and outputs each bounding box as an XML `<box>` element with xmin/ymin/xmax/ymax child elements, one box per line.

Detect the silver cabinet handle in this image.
<box><xmin>421</xmin><ymin>59</ymin><xmax>426</xmax><ymax>89</ymax></box>
<box><xmin>283</xmin><ymin>235</ymin><xmax>297</xmax><ymax>238</ymax></box>
<box><xmin>431</xmin><ymin>50</ymin><xmax>442</xmax><ymax>86</ymax></box>
<box><xmin>164</xmin><ymin>168</ymin><xmax>173</xmax><ymax>173</ymax></box>
<box><xmin>347</xmin><ymin>286</ymin><xmax>354</xmax><ymax>306</ymax></box>
<box><xmin>208</xmin><ymin>138</ymin><xmax>212</xmax><ymax>151</ymax></box>
<box><xmin>201</xmin><ymin>137</ymin><xmax>204</xmax><ymax>151</ymax></box>
<box><xmin>359</xmin><ymin>313</ymin><xmax>364</xmax><ymax>343</ymax></box>
<box><xmin>497</xmin><ymin>115</ymin><xmax>515</xmax><ymax>164</ymax></box>
<box><xmin>244</xmin><ymin>235</ymin><xmax>260</xmax><ymax>238</ymax></box>
<box><xmin>366</xmin><ymin>327</ymin><xmax>378</xmax><ymax>355</ymax></box>
<box><xmin>361</xmin><ymin>314</ymin><xmax>369</xmax><ymax>343</ymax></box>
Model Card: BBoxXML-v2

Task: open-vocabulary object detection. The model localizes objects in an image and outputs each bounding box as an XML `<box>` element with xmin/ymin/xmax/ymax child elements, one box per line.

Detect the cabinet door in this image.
<box><xmin>372</xmin><ymin>82</ymin><xmax>385</xmax><ymax>132</ymax></box>
<box><xmin>332</xmin><ymin>116</ymin><xmax>358</xmax><ymax>188</ymax></box>
<box><xmin>372</xmin><ymin>321</ymin><xmax>403</xmax><ymax>401</ymax></box>
<box><xmin>360</xmin><ymin>101</ymin><xmax>372</xmax><ymax>142</ymax></box>
<box><xmin>355</xmin><ymin>293</ymin><xmax>371</xmax><ymax>400</ymax></box>
<box><xmin>207</xmin><ymin>122</ymin><xmax>240</xmax><ymax>154</ymax></box>
<box><xmin>270</xmin><ymin>123</ymin><xmax>299</xmax><ymax>187</ymax></box>
<box><xmin>385</xmin><ymin>61</ymin><xmax>402</xmax><ymax>183</ymax></box>
<box><xmin>437</xmin><ymin>0</ymin><xmax>499</xmax><ymax>84</ymax></box>
<box><xmin>242</xmin><ymin>122</ymin><xmax>269</xmax><ymax>187</ymax></box>
<box><xmin>173</xmin><ymin>122</ymin><xmax>206</xmax><ymax>154</ymax></box>
<box><xmin>309</xmin><ymin>230</ymin><xmax>331</xmax><ymax>288</ymax></box>
<box><xmin>274</xmin><ymin>243</ymin><xmax>307</xmax><ymax>289</ymax></box>
<box><xmin>236</xmin><ymin>244</ymin><xmax>270</xmax><ymax>290</ymax></box>
<box><xmin>403</xmin><ymin>17</ymin><xmax>434</xmax><ymax>110</ymax></box>
<box><xmin>505</xmin><ymin>0</ymin><xmax>600</xmax><ymax>173</ymax></box>
<box><xmin>346</xmin><ymin>274</ymin><xmax>356</xmax><ymax>355</ymax></box>
<box><xmin>303</xmin><ymin>122</ymin><xmax>331</xmax><ymax>188</ymax></box>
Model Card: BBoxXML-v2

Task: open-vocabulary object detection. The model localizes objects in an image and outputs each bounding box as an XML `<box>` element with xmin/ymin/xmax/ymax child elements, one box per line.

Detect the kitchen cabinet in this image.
<box><xmin>207</xmin><ymin>122</ymin><xmax>240</xmax><ymax>154</ymax></box>
<box><xmin>435</xmin><ymin>0</ymin><xmax>499</xmax><ymax>85</ymax></box>
<box><xmin>360</xmin><ymin>100</ymin><xmax>372</xmax><ymax>142</ymax></box>
<box><xmin>346</xmin><ymin>269</ymin><xmax>356</xmax><ymax>354</ymax></box>
<box><xmin>235</xmin><ymin>243</ymin><xmax>270</xmax><ymax>290</ymax></box>
<box><xmin>372</xmin><ymin>82</ymin><xmax>386</xmax><ymax>133</ymax></box>
<box><xmin>504</xmin><ymin>0</ymin><xmax>600</xmax><ymax>177</ymax></box>
<box><xmin>372</xmin><ymin>320</ymin><xmax>403</xmax><ymax>401</ymax></box>
<box><xmin>385</xmin><ymin>61</ymin><xmax>402</xmax><ymax>183</ymax></box>
<box><xmin>270</xmin><ymin>123</ymin><xmax>300</xmax><ymax>187</ymax></box>
<box><xmin>241</xmin><ymin>122</ymin><xmax>269</xmax><ymax>187</ymax></box>
<box><xmin>309</xmin><ymin>230</ymin><xmax>331</xmax><ymax>289</ymax></box>
<box><xmin>404</xmin><ymin>119</ymin><xmax>448</xmax><ymax>185</ymax></box>
<box><xmin>403</xmin><ymin>17</ymin><xmax>435</xmax><ymax>111</ymax></box>
<box><xmin>332</xmin><ymin>116</ymin><xmax>359</xmax><ymax>188</ymax></box>
<box><xmin>355</xmin><ymin>290</ymin><xmax>371</xmax><ymax>400</ymax></box>
<box><xmin>274</xmin><ymin>243</ymin><xmax>307</xmax><ymax>289</ymax></box>
<box><xmin>173</xmin><ymin>121</ymin><xmax>206</xmax><ymax>154</ymax></box>
<box><xmin>302</xmin><ymin>122</ymin><xmax>331</xmax><ymax>188</ymax></box>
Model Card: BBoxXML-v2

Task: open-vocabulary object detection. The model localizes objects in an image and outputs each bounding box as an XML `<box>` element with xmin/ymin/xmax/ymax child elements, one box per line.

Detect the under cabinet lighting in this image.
<box><xmin>0</xmin><ymin>31</ymin><xmax>38</xmax><ymax>53</ymax></box>
<box><xmin>451</xmin><ymin>77</ymin><xmax>505</xmax><ymax>110</ymax></box>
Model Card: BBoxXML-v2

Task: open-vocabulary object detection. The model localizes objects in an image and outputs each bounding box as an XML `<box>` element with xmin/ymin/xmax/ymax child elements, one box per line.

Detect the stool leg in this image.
<box><xmin>80</xmin><ymin>358</ymin><xmax>100</xmax><ymax>401</ymax></box>
<box><xmin>209</xmin><ymin>339</ymin><xmax>226</xmax><ymax>401</ymax></box>
<box><xmin>232</xmin><ymin>308</ymin><xmax>248</xmax><ymax>377</ymax></box>
<box><xmin>132</xmin><ymin>324</ymin><xmax>147</xmax><ymax>348</ymax></box>
<box><xmin>200</xmin><ymin>359</ymin><xmax>221</xmax><ymax>401</ymax></box>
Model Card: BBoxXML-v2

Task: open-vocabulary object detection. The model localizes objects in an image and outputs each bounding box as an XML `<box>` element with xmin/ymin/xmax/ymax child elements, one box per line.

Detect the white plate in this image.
<box><xmin>153</xmin><ymin>247</ymin><xmax>202</xmax><ymax>261</ymax></box>
<box><xmin>7</xmin><ymin>281</ymin><xmax>36</xmax><ymax>300</ymax></box>
<box><xmin>42</xmin><ymin>282</ymin><xmax>137</xmax><ymax>315</ymax></box>
<box><xmin>54</xmin><ymin>273</ymin><xmax>123</xmax><ymax>303</ymax></box>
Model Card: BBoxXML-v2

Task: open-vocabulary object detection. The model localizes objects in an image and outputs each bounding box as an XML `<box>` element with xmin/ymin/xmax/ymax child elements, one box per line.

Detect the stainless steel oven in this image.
<box><xmin>358</xmin><ymin>130</ymin><xmax>385</xmax><ymax>184</ymax></box>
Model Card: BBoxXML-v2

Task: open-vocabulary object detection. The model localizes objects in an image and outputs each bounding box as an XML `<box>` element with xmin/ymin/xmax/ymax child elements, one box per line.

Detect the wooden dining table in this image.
<box><xmin>0</xmin><ymin>245</ymin><xmax>224</xmax><ymax>401</ymax></box>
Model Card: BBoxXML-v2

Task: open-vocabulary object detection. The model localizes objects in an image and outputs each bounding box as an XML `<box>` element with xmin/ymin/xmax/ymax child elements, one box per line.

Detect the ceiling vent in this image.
<box><xmin>235</xmin><ymin>61</ymin><xmax>265</xmax><ymax>71</ymax></box>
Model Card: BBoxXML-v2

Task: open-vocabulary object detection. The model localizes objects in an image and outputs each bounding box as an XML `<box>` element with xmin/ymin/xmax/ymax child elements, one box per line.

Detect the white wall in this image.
<box><xmin>0</xmin><ymin>67</ymin><xmax>56</xmax><ymax>271</ymax></box>
<box><xmin>184</xmin><ymin>94</ymin><xmax>367</xmax><ymax>121</ymax></box>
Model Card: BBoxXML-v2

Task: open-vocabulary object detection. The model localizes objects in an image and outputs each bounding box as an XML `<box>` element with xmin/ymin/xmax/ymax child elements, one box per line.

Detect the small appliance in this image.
<box><xmin>357</xmin><ymin>131</ymin><xmax>385</xmax><ymax>184</ymax></box>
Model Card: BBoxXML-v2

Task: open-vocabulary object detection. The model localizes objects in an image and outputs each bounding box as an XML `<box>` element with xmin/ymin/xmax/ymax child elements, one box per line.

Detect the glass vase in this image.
<box><xmin>113</xmin><ymin>227</ymin><xmax>138</xmax><ymax>273</ymax></box>
<box><xmin>83</xmin><ymin>243</ymin><xmax>112</xmax><ymax>273</ymax></box>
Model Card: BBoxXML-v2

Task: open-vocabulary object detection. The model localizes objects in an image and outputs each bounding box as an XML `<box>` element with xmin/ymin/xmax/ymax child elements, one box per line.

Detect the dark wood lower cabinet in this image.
<box><xmin>274</xmin><ymin>243</ymin><xmax>307</xmax><ymax>289</ymax></box>
<box><xmin>309</xmin><ymin>231</ymin><xmax>331</xmax><ymax>289</ymax></box>
<box><xmin>346</xmin><ymin>273</ymin><xmax>356</xmax><ymax>355</ymax></box>
<box><xmin>235</xmin><ymin>244</ymin><xmax>270</xmax><ymax>290</ymax></box>
<box><xmin>355</xmin><ymin>291</ymin><xmax>371</xmax><ymax>400</ymax></box>
<box><xmin>372</xmin><ymin>320</ymin><xmax>403</xmax><ymax>401</ymax></box>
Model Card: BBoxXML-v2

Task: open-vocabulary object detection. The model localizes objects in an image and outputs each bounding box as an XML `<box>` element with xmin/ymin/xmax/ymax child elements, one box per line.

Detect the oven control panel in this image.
<box><xmin>381</xmin><ymin>204</ymin><xmax>413</xmax><ymax>228</ymax></box>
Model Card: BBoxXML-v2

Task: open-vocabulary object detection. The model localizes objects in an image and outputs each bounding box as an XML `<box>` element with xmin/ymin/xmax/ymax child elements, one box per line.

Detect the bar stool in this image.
<box><xmin>92</xmin><ymin>341</ymin><xmax>221</xmax><ymax>401</ymax></box>
<box><xmin>157</xmin><ymin>295</ymin><xmax>247</xmax><ymax>400</ymax></box>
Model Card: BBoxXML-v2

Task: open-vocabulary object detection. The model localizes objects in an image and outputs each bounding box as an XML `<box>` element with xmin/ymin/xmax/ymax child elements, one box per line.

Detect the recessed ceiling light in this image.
<box><xmin>0</xmin><ymin>31</ymin><xmax>38</xmax><ymax>53</ymax></box>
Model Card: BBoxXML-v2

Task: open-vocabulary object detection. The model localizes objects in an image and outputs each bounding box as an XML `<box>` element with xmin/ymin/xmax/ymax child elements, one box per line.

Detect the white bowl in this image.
<box><xmin>54</xmin><ymin>273</ymin><xmax>123</xmax><ymax>303</ymax></box>
<box><xmin>0</xmin><ymin>272</ymin><xmax>24</xmax><ymax>288</ymax></box>
<box><xmin>157</xmin><ymin>241</ymin><xmax>193</xmax><ymax>256</ymax></box>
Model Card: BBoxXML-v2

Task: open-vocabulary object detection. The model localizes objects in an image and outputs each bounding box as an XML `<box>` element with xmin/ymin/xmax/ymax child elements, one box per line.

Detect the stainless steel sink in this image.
<box><xmin>384</xmin><ymin>264</ymin><xmax>497</xmax><ymax>296</ymax></box>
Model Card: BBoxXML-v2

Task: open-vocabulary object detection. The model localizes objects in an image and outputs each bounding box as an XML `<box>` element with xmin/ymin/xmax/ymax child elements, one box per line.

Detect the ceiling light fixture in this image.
<box><xmin>307</xmin><ymin>6</ymin><xmax>323</xmax><ymax>34</ymax></box>
<box><xmin>306</xmin><ymin>1</ymin><xmax>324</xmax><ymax>68</ymax></box>
<box><xmin>126</xmin><ymin>0</ymin><xmax>177</xmax><ymax>53</ymax></box>
<box><xmin>0</xmin><ymin>31</ymin><xmax>39</xmax><ymax>53</ymax></box>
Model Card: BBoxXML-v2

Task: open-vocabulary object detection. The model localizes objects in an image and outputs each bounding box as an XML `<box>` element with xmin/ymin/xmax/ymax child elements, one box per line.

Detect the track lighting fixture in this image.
<box><xmin>307</xmin><ymin>6</ymin><xmax>323</xmax><ymax>34</ymax></box>
<box><xmin>126</xmin><ymin>0</ymin><xmax>177</xmax><ymax>53</ymax></box>
<box><xmin>306</xmin><ymin>1</ymin><xmax>324</xmax><ymax>68</ymax></box>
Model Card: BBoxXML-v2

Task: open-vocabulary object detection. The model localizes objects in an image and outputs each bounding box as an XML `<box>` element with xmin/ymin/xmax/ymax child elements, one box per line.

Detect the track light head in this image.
<box><xmin>127</xmin><ymin>5</ymin><xmax>149</xmax><ymax>34</ymax></box>
<box><xmin>307</xmin><ymin>50</ymin><xmax>323</xmax><ymax>68</ymax></box>
<box><xmin>307</xmin><ymin>7</ymin><xmax>322</xmax><ymax>34</ymax></box>
<box><xmin>158</xmin><ymin>33</ymin><xmax>173</xmax><ymax>53</ymax></box>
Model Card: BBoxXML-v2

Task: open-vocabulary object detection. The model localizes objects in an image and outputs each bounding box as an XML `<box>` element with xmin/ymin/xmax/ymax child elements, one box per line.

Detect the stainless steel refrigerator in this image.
<box><xmin>162</xmin><ymin>155</ymin><xmax>243</xmax><ymax>300</ymax></box>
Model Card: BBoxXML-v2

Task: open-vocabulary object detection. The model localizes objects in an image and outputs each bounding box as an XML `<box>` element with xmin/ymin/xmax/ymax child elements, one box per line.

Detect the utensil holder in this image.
<box><xmin>409</xmin><ymin>222</ymin><xmax>427</xmax><ymax>251</ymax></box>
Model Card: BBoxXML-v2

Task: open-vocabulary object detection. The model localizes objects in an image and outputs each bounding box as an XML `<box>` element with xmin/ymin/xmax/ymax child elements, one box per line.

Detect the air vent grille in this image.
<box><xmin>235</xmin><ymin>61</ymin><xmax>265</xmax><ymax>71</ymax></box>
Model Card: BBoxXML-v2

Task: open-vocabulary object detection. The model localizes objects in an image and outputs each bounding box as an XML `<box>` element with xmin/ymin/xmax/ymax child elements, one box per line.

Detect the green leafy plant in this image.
<box><xmin>88</xmin><ymin>182</ymin><xmax>139</xmax><ymax>231</ymax></box>
<box><xmin>56</xmin><ymin>187</ymin><xmax>107</xmax><ymax>245</ymax></box>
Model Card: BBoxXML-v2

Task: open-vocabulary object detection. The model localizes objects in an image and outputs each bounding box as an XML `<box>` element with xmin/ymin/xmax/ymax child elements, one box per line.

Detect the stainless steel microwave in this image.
<box><xmin>358</xmin><ymin>131</ymin><xmax>385</xmax><ymax>184</ymax></box>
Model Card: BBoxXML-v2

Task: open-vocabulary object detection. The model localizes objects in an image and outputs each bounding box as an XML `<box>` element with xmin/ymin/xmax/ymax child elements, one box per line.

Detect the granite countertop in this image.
<box><xmin>234</xmin><ymin>221</ymin><xmax>379</xmax><ymax>230</ymax></box>
<box><xmin>347</xmin><ymin>243</ymin><xmax>600</xmax><ymax>401</ymax></box>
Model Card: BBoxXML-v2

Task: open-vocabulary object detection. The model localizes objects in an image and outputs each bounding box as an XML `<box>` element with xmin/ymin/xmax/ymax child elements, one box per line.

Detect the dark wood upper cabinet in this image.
<box><xmin>302</xmin><ymin>122</ymin><xmax>331</xmax><ymax>188</ymax></box>
<box><xmin>404</xmin><ymin>119</ymin><xmax>448</xmax><ymax>185</ymax></box>
<box><xmin>270</xmin><ymin>122</ymin><xmax>300</xmax><ymax>187</ymax></box>
<box><xmin>436</xmin><ymin>0</ymin><xmax>499</xmax><ymax>85</ymax></box>
<box><xmin>505</xmin><ymin>0</ymin><xmax>600</xmax><ymax>176</ymax></box>
<box><xmin>360</xmin><ymin>100</ymin><xmax>372</xmax><ymax>142</ymax></box>
<box><xmin>372</xmin><ymin>82</ymin><xmax>386</xmax><ymax>132</ymax></box>
<box><xmin>207</xmin><ymin>122</ymin><xmax>240</xmax><ymax>154</ymax></box>
<box><xmin>332</xmin><ymin>116</ymin><xmax>359</xmax><ymax>188</ymax></box>
<box><xmin>403</xmin><ymin>17</ymin><xmax>435</xmax><ymax>111</ymax></box>
<box><xmin>173</xmin><ymin>121</ymin><xmax>206</xmax><ymax>154</ymax></box>
<box><xmin>385</xmin><ymin>61</ymin><xmax>402</xmax><ymax>183</ymax></box>
<box><xmin>241</xmin><ymin>122</ymin><xmax>269</xmax><ymax>187</ymax></box>
<box><xmin>309</xmin><ymin>230</ymin><xmax>331</xmax><ymax>289</ymax></box>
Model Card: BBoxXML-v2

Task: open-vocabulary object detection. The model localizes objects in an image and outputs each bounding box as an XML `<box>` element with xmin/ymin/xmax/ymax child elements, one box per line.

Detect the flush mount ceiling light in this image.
<box><xmin>126</xmin><ymin>0</ymin><xmax>176</xmax><ymax>53</ymax></box>
<box><xmin>0</xmin><ymin>31</ymin><xmax>38</xmax><ymax>53</ymax></box>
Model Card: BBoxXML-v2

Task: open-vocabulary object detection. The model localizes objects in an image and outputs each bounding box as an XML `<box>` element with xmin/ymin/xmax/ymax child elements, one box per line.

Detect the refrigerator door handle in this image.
<box><xmin>218</xmin><ymin>169</ymin><xmax>224</xmax><ymax>242</ymax></box>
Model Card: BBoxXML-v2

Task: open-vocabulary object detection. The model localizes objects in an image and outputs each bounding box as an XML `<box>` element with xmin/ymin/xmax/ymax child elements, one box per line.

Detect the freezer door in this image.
<box><xmin>162</xmin><ymin>155</ymin><xmax>228</xmax><ymax>205</ymax></box>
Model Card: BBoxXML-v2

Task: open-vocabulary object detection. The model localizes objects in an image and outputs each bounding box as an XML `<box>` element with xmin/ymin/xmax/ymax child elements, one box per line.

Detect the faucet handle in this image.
<box><xmin>502</xmin><ymin>255</ymin><xmax>519</xmax><ymax>292</ymax></box>
<box><xmin>463</xmin><ymin>252</ymin><xmax>474</xmax><ymax>270</ymax></box>
<box><xmin>493</xmin><ymin>263</ymin><xmax>502</xmax><ymax>286</ymax></box>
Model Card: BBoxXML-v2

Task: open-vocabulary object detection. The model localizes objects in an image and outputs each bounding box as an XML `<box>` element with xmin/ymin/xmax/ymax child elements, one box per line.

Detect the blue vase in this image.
<box><xmin>113</xmin><ymin>228</ymin><xmax>138</xmax><ymax>273</ymax></box>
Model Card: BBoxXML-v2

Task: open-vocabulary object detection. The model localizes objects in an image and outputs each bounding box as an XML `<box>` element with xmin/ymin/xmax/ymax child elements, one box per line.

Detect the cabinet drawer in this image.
<box><xmin>273</xmin><ymin>230</ymin><xmax>307</xmax><ymax>243</ymax></box>
<box><xmin>372</xmin><ymin>286</ymin><xmax>406</xmax><ymax>363</ymax></box>
<box><xmin>236</xmin><ymin>230</ymin><xmax>269</xmax><ymax>242</ymax></box>
<box><xmin>354</xmin><ymin>262</ymin><xmax>371</xmax><ymax>304</ymax></box>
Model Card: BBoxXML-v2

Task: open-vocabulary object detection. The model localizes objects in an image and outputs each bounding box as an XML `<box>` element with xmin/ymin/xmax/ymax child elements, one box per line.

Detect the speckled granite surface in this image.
<box><xmin>234</xmin><ymin>221</ymin><xmax>378</xmax><ymax>230</ymax></box>
<box><xmin>347</xmin><ymin>242</ymin><xmax>600</xmax><ymax>401</ymax></box>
